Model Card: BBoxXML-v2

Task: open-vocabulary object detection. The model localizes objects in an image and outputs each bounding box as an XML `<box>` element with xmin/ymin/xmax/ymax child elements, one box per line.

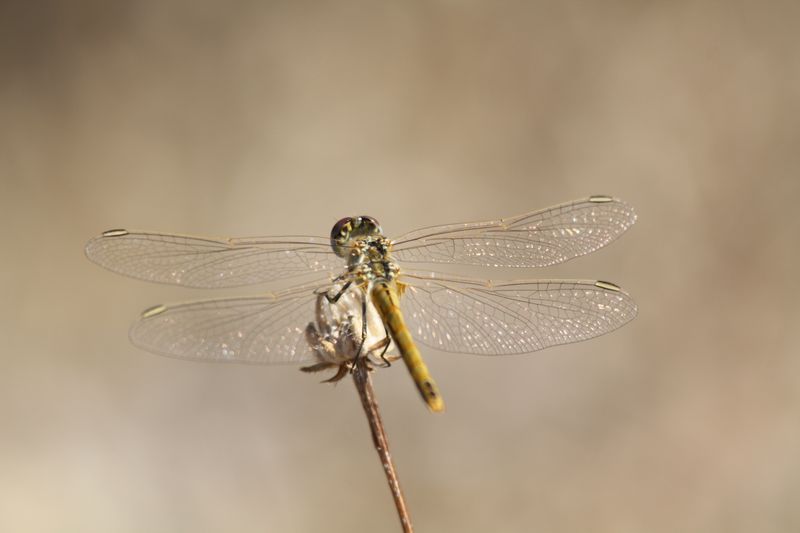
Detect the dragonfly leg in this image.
<box><xmin>364</xmin><ymin>336</ymin><xmax>394</xmax><ymax>368</ymax></box>
<box><xmin>323</xmin><ymin>281</ymin><xmax>352</xmax><ymax>304</ymax></box>
<box><xmin>361</xmin><ymin>314</ymin><xmax>393</xmax><ymax>368</ymax></box>
<box><xmin>377</xmin><ymin>318</ymin><xmax>392</xmax><ymax>366</ymax></box>
<box><xmin>378</xmin><ymin>342</ymin><xmax>393</xmax><ymax>367</ymax></box>
<box><xmin>367</xmin><ymin>318</ymin><xmax>393</xmax><ymax>368</ymax></box>
<box><xmin>353</xmin><ymin>291</ymin><xmax>369</xmax><ymax>359</ymax></box>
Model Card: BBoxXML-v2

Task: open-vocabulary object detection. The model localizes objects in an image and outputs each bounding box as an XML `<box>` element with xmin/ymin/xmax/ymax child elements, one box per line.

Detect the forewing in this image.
<box><xmin>398</xmin><ymin>273</ymin><xmax>637</xmax><ymax>355</ymax></box>
<box><xmin>129</xmin><ymin>283</ymin><xmax>335</xmax><ymax>364</ymax></box>
<box><xmin>85</xmin><ymin>230</ymin><xmax>342</xmax><ymax>288</ymax></box>
<box><xmin>392</xmin><ymin>196</ymin><xmax>635</xmax><ymax>268</ymax></box>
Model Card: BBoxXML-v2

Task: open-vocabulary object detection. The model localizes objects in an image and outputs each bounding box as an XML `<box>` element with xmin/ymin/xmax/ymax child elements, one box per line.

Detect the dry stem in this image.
<box><xmin>351</xmin><ymin>358</ymin><xmax>413</xmax><ymax>533</ymax></box>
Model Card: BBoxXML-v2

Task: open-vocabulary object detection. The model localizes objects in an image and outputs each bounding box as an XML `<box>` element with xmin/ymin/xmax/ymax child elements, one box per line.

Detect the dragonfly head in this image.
<box><xmin>330</xmin><ymin>216</ymin><xmax>383</xmax><ymax>258</ymax></box>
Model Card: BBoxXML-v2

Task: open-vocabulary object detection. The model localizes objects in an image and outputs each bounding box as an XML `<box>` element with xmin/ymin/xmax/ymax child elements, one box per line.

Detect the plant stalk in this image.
<box><xmin>351</xmin><ymin>359</ymin><xmax>413</xmax><ymax>533</ymax></box>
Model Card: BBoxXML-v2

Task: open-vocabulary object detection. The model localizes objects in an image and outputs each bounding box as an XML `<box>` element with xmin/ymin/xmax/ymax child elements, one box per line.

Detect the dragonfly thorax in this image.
<box><xmin>347</xmin><ymin>235</ymin><xmax>398</xmax><ymax>281</ymax></box>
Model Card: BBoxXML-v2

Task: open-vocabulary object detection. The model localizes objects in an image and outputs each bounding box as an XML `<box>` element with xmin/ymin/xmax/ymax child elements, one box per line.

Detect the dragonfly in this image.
<box><xmin>85</xmin><ymin>195</ymin><xmax>637</xmax><ymax>412</ymax></box>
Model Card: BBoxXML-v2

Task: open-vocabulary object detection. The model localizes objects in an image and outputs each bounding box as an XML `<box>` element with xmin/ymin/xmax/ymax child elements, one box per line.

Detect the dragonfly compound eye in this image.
<box><xmin>330</xmin><ymin>217</ymin><xmax>356</xmax><ymax>257</ymax></box>
<box><xmin>330</xmin><ymin>216</ymin><xmax>383</xmax><ymax>257</ymax></box>
<box><xmin>358</xmin><ymin>216</ymin><xmax>382</xmax><ymax>234</ymax></box>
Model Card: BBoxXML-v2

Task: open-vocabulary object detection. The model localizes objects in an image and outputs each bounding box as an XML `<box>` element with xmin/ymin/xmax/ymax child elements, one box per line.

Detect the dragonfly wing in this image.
<box><xmin>129</xmin><ymin>282</ymin><xmax>344</xmax><ymax>364</ymax></box>
<box><xmin>85</xmin><ymin>230</ymin><xmax>342</xmax><ymax>288</ymax></box>
<box><xmin>398</xmin><ymin>272</ymin><xmax>637</xmax><ymax>355</ymax></box>
<box><xmin>392</xmin><ymin>196</ymin><xmax>635</xmax><ymax>268</ymax></box>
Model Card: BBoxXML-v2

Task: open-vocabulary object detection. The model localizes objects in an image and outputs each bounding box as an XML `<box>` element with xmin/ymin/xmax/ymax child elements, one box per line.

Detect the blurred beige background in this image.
<box><xmin>2</xmin><ymin>1</ymin><xmax>799</xmax><ymax>532</ymax></box>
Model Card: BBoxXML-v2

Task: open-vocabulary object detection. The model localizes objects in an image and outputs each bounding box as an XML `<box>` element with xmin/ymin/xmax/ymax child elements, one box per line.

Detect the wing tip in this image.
<box><xmin>587</xmin><ymin>196</ymin><xmax>638</xmax><ymax>235</ymax></box>
<box><xmin>594</xmin><ymin>280</ymin><xmax>638</xmax><ymax>321</ymax></box>
<box><xmin>85</xmin><ymin>229</ymin><xmax>129</xmax><ymax>262</ymax></box>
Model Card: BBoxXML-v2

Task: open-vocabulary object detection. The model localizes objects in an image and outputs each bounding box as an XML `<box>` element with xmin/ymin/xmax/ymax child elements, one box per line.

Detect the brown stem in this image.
<box><xmin>351</xmin><ymin>359</ymin><xmax>414</xmax><ymax>533</ymax></box>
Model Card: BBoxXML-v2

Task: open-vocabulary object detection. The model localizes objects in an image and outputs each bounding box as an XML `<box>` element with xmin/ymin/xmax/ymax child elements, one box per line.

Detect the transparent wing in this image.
<box><xmin>85</xmin><ymin>230</ymin><xmax>342</xmax><ymax>288</ymax></box>
<box><xmin>398</xmin><ymin>272</ymin><xmax>637</xmax><ymax>355</ymax></box>
<box><xmin>129</xmin><ymin>282</ymin><xmax>346</xmax><ymax>364</ymax></box>
<box><xmin>392</xmin><ymin>196</ymin><xmax>636</xmax><ymax>268</ymax></box>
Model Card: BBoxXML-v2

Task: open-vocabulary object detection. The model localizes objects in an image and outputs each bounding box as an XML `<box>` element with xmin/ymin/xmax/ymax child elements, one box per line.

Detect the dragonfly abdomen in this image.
<box><xmin>370</xmin><ymin>279</ymin><xmax>445</xmax><ymax>413</ymax></box>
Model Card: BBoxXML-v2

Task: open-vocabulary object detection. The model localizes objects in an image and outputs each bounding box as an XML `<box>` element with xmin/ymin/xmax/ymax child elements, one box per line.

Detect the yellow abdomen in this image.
<box><xmin>370</xmin><ymin>279</ymin><xmax>445</xmax><ymax>413</ymax></box>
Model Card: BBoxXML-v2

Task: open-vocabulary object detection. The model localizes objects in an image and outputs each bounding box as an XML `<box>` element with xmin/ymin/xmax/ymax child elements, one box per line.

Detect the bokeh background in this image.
<box><xmin>2</xmin><ymin>1</ymin><xmax>799</xmax><ymax>531</ymax></box>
